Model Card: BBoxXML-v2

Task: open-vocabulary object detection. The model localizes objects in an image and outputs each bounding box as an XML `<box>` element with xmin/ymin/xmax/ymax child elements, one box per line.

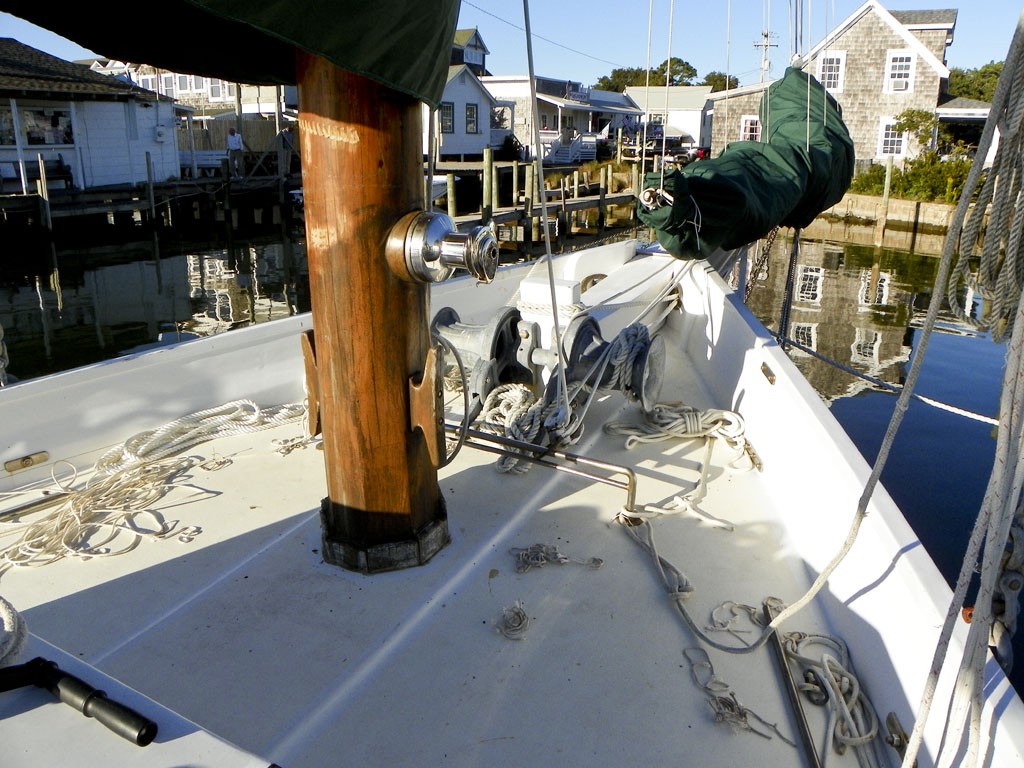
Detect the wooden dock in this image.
<box><xmin>435</xmin><ymin>152</ymin><xmax>641</xmax><ymax>253</ymax></box>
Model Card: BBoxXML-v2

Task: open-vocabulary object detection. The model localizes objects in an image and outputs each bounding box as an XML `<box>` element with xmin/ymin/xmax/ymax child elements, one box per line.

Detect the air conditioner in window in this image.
<box><xmin>892</xmin><ymin>80</ymin><xmax>909</xmax><ymax>91</ymax></box>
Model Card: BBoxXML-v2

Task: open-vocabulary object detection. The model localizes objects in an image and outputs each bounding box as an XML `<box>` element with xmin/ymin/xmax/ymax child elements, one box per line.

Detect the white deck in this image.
<box><xmin>1</xmin><ymin>250</ymin><xmax>1022</xmax><ymax>767</ymax></box>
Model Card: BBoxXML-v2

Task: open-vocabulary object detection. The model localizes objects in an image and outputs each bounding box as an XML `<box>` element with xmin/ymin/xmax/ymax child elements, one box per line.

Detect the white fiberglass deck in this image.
<box><xmin>1</xmin><ymin>250</ymin><xmax>1022</xmax><ymax>767</ymax></box>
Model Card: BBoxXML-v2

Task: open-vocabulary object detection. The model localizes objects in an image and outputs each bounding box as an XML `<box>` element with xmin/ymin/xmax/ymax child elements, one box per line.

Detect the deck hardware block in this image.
<box><xmin>761</xmin><ymin>362</ymin><xmax>777</xmax><ymax>385</ymax></box>
<box><xmin>4</xmin><ymin>452</ymin><xmax>49</xmax><ymax>474</ymax></box>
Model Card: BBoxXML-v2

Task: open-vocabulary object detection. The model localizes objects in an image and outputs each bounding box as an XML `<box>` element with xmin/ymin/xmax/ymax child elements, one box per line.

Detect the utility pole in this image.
<box><xmin>754</xmin><ymin>30</ymin><xmax>778</xmax><ymax>83</ymax></box>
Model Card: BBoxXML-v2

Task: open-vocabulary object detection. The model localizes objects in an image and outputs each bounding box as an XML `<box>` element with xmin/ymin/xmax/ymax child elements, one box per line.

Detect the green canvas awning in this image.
<box><xmin>0</xmin><ymin>0</ymin><xmax>460</xmax><ymax>106</ymax></box>
<box><xmin>638</xmin><ymin>67</ymin><xmax>855</xmax><ymax>259</ymax></box>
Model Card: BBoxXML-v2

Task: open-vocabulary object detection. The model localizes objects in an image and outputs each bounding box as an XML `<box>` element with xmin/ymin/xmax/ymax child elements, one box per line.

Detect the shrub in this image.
<box><xmin>849</xmin><ymin>152</ymin><xmax>976</xmax><ymax>203</ymax></box>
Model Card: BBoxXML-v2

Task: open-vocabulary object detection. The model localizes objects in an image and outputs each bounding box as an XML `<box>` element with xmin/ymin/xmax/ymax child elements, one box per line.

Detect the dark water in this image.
<box><xmin>746</xmin><ymin>236</ymin><xmax>1020</xmax><ymax>695</ymax></box>
<box><xmin>1</xmin><ymin>230</ymin><xmax>1019</xmax><ymax>694</ymax></box>
<box><xmin>0</xmin><ymin>236</ymin><xmax>310</xmax><ymax>381</ymax></box>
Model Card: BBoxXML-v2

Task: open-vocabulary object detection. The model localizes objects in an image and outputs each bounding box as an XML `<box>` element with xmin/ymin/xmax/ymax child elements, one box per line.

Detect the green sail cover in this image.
<box><xmin>638</xmin><ymin>67</ymin><xmax>855</xmax><ymax>259</ymax></box>
<box><xmin>0</xmin><ymin>0</ymin><xmax>460</xmax><ymax>105</ymax></box>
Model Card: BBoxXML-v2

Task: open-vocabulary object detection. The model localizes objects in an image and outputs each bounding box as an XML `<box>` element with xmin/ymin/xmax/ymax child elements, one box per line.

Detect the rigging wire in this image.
<box><xmin>900</xmin><ymin>11</ymin><xmax>1024</xmax><ymax>766</ymax></box>
<box><xmin>659</xmin><ymin>0</ymin><xmax>677</xmax><ymax>191</ymax></box>
<box><xmin>461</xmin><ymin>0</ymin><xmax>627</xmax><ymax>69</ymax></box>
<box><xmin>641</xmin><ymin>0</ymin><xmax>655</xmax><ymax>180</ymax></box>
<box><xmin>521</xmin><ymin>0</ymin><xmax>572</xmax><ymax>430</ymax></box>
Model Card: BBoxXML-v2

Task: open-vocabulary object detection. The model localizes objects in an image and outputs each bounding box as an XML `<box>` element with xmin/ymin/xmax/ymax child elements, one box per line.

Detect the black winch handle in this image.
<box><xmin>0</xmin><ymin>656</ymin><xmax>158</xmax><ymax>746</ymax></box>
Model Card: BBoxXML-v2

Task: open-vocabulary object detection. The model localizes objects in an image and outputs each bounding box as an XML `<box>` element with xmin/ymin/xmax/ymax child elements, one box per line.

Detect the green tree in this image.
<box><xmin>594</xmin><ymin>66</ymin><xmax>649</xmax><ymax>92</ymax></box>
<box><xmin>654</xmin><ymin>57</ymin><xmax>697</xmax><ymax>86</ymax></box>
<box><xmin>948</xmin><ymin>62</ymin><xmax>1003</xmax><ymax>103</ymax></box>
<box><xmin>701</xmin><ymin>71</ymin><xmax>740</xmax><ymax>92</ymax></box>
<box><xmin>894</xmin><ymin>108</ymin><xmax>939</xmax><ymax>148</ymax></box>
<box><xmin>593</xmin><ymin>58</ymin><xmax>698</xmax><ymax>91</ymax></box>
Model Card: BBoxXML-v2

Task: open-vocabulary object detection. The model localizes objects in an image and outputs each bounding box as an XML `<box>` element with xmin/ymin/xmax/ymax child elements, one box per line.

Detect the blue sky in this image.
<box><xmin>2</xmin><ymin>2</ymin><xmax>1020</xmax><ymax>88</ymax></box>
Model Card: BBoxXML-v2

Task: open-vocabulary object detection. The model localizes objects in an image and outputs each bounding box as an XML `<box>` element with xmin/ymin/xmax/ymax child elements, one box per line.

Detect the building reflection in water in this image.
<box><xmin>0</xmin><ymin>238</ymin><xmax>310</xmax><ymax>383</ymax></box>
<box><xmin>744</xmin><ymin>235</ymin><xmax>983</xmax><ymax>404</ymax></box>
<box><xmin>1</xmin><ymin>229</ymin><xmax>981</xmax><ymax>399</ymax></box>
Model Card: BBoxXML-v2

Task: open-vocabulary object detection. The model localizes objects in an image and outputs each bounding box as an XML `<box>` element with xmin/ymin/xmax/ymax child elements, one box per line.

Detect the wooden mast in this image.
<box><xmin>296</xmin><ymin>51</ymin><xmax>448</xmax><ymax>573</ymax></box>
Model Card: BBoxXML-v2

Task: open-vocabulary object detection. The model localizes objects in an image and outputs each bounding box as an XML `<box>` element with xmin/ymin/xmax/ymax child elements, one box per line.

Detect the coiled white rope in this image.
<box><xmin>604</xmin><ymin>402</ymin><xmax>748</xmax><ymax>452</ymax></box>
<box><xmin>0</xmin><ymin>594</ymin><xmax>26</xmax><ymax>667</ymax></box>
<box><xmin>784</xmin><ymin>632</ymin><xmax>885</xmax><ymax>767</ymax></box>
<box><xmin>96</xmin><ymin>400</ymin><xmax>305</xmax><ymax>475</ymax></box>
<box><xmin>478</xmin><ymin>322</ymin><xmax>658</xmax><ymax>474</ymax></box>
<box><xmin>0</xmin><ymin>400</ymin><xmax>306</xmax><ymax>574</ymax></box>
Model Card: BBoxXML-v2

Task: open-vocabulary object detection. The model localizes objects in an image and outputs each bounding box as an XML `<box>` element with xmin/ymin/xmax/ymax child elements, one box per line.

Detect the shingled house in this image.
<box><xmin>706</xmin><ymin>1</ymin><xmax>966</xmax><ymax>171</ymax></box>
<box><xmin>0</xmin><ymin>39</ymin><xmax>179</xmax><ymax>193</ymax></box>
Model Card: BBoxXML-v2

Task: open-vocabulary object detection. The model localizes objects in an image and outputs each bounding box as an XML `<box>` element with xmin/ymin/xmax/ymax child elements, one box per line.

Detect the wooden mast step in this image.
<box><xmin>296</xmin><ymin>51</ymin><xmax>449</xmax><ymax>573</ymax></box>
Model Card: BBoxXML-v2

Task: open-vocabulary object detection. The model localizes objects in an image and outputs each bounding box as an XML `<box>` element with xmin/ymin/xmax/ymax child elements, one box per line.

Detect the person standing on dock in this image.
<box><xmin>226</xmin><ymin>126</ymin><xmax>245</xmax><ymax>177</ymax></box>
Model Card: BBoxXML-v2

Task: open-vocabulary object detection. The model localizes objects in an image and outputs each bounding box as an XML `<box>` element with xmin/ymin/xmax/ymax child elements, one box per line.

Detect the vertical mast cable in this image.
<box><xmin>660</xmin><ymin>0</ymin><xmax>677</xmax><ymax>189</ymax></box>
<box><xmin>522</xmin><ymin>0</ymin><xmax>572</xmax><ymax>424</ymax></box>
<box><xmin>641</xmin><ymin>0</ymin><xmax>655</xmax><ymax>179</ymax></box>
<box><xmin>724</xmin><ymin>0</ymin><xmax>732</xmax><ymax>148</ymax></box>
<box><xmin>806</xmin><ymin>0</ymin><xmax>812</xmax><ymax>151</ymax></box>
<box><xmin>426</xmin><ymin>108</ymin><xmax>437</xmax><ymax>212</ymax></box>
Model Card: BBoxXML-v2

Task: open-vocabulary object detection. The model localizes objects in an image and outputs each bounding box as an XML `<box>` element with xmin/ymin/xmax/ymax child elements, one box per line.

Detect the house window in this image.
<box><xmin>161</xmin><ymin>74</ymin><xmax>175</xmax><ymax>96</ymax></box>
<box><xmin>817</xmin><ymin>52</ymin><xmax>846</xmax><ymax>93</ymax></box>
<box><xmin>878</xmin><ymin>118</ymin><xmax>906</xmax><ymax>157</ymax></box>
<box><xmin>21</xmin><ymin>109</ymin><xmax>73</xmax><ymax>145</ymax></box>
<box><xmin>858</xmin><ymin>271</ymin><xmax>891</xmax><ymax>307</ymax></box>
<box><xmin>209</xmin><ymin>79</ymin><xmax>222</xmax><ymax>99</ymax></box>
<box><xmin>885</xmin><ymin>51</ymin><xmax>914</xmax><ymax>93</ymax></box>
<box><xmin>740</xmin><ymin>115</ymin><xmax>761</xmax><ymax>142</ymax></box>
<box><xmin>792</xmin><ymin>323</ymin><xmax>818</xmax><ymax>351</ymax></box>
<box><xmin>193</xmin><ymin>76</ymin><xmax>204</xmax><ymax>90</ymax></box>
<box><xmin>0</xmin><ymin>108</ymin><xmax>16</xmax><ymax>145</ymax></box>
<box><xmin>177</xmin><ymin>74</ymin><xmax>190</xmax><ymax>92</ymax></box>
<box><xmin>440</xmin><ymin>102</ymin><xmax>454</xmax><ymax>133</ymax></box>
<box><xmin>466</xmin><ymin>103</ymin><xmax>478</xmax><ymax>134</ymax></box>
<box><xmin>139</xmin><ymin>76</ymin><xmax>156</xmax><ymax>92</ymax></box>
<box><xmin>796</xmin><ymin>265</ymin><xmax>824</xmax><ymax>304</ymax></box>
<box><xmin>851</xmin><ymin>328</ymin><xmax>881</xmax><ymax>366</ymax></box>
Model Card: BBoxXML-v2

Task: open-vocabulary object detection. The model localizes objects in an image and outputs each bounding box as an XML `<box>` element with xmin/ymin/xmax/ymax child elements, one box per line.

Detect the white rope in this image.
<box><xmin>784</xmin><ymin>632</ymin><xmax>885</xmax><ymax>767</ymax></box>
<box><xmin>902</xmin><ymin>12</ymin><xmax>1024</xmax><ymax>767</ymax></box>
<box><xmin>0</xmin><ymin>400</ymin><xmax>306</xmax><ymax>574</ymax></box>
<box><xmin>521</xmin><ymin>0</ymin><xmax>573</xmax><ymax>433</ymax></box>
<box><xmin>604</xmin><ymin>401</ymin><xmax>747</xmax><ymax>451</ymax></box>
<box><xmin>510</xmin><ymin>543</ymin><xmax>603</xmax><ymax>572</ymax></box>
<box><xmin>0</xmin><ymin>594</ymin><xmax>26</xmax><ymax>667</ymax></box>
<box><xmin>496</xmin><ymin>599</ymin><xmax>530</xmax><ymax>640</ymax></box>
<box><xmin>96</xmin><ymin>399</ymin><xmax>305</xmax><ymax>474</ymax></box>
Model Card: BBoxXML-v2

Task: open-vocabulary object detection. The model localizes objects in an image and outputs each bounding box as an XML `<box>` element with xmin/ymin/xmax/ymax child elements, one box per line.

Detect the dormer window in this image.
<box><xmin>885</xmin><ymin>50</ymin><xmax>915</xmax><ymax>93</ymax></box>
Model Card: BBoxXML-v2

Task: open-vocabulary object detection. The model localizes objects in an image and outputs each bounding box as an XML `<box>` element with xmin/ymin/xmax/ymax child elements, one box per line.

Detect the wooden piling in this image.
<box><xmin>482</xmin><ymin>147</ymin><xmax>493</xmax><ymax>223</ymax></box>
<box><xmin>446</xmin><ymin>173</ymin><xmax>457</xmax><ymax>219</ymax></box>
<box><xmin>523</xmin><ymin>162</ymin><xmax>535</xmax><ymax>253</ymax></box>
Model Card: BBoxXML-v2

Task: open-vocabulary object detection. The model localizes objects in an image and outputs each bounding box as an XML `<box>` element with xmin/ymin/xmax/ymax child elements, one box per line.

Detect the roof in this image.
<box><xmin>536</xmin><ymin>92</ymin><xmax>641</xmax><ymax>115</ymax></box>
<box><xmin>0</xmin><ymin>38</ymin><xmax>158</xmax><ymax>100</ymax></box>
<box><xmin>452</xmin><ymin>28</ymin><xmax>489</xmax><ymax>54</ymax></box>
<box><xmin>938</xmin><ymin>94</ymin><xmax>990</xmax><ymax>109</ymax></box>
<box><xmin>805</xmin><ymin>0</ymin><xmax>950</xmax><ymax>79</ymax></box>
<box><xmin>624</xmin><ymin>85</ymin><xmax>713</xmax><ymax>112</ymax></box>
<box><xmin>890</xmin><ymin>9</ymin><xmax>958</xmax><ymax>27</ymax></box>
<box><xmin>706</xmin><ymin>80</ymin><xmax>772</xmax><ymax>102</ymax></box>
<box><xmin>445</xmin><ymin>64</ymin><xmax>498</xmax><ymax>104</ymax></box>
